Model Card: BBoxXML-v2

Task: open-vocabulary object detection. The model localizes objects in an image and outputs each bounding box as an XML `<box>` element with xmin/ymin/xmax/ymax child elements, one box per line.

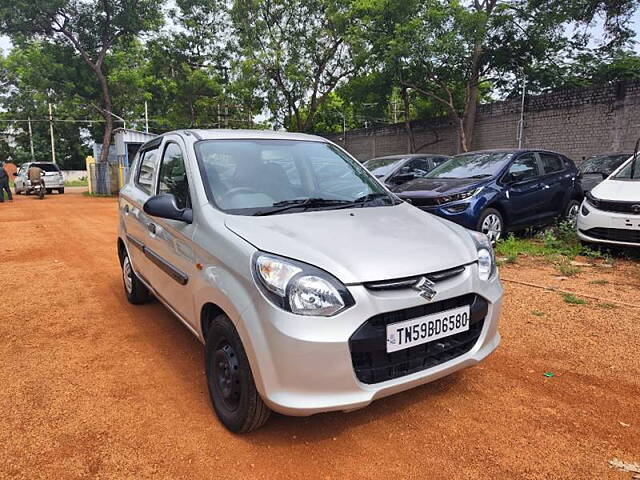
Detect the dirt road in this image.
<box><xmin>1</xmin><ymin>191</ymin><xmax>639</xmax><ymax>479</ymax></box>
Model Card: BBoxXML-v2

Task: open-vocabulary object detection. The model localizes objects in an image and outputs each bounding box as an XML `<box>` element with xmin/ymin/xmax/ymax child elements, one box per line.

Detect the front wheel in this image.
<box><xmin>563</xmin><ymin>199</ymin><xmax>581</xmax><ymax>226</ymax></box>
<box><xmin>58</xmin><ymin>188</ymin><xmax>65</xmax><ymax>194</ymax></box>
<box><xmin>205</xmin><ymin>314</ymin><xmax>271</xmax><ymax>433</ymax></box>
<box><xmin>477</xmin><ymin>208</ymin><xmax>504</xmax><ymax>243</ymax></box>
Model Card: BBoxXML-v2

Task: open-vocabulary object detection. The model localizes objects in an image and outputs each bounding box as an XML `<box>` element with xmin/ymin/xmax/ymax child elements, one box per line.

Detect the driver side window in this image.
<box><xmin>403</xmin><ymin>158</ymin><xmax>431</xmax><ymax>178</ymax></box>
<box><xmin>506</xmin><ymin>155</ymin><xmax>540</xmax><ymax>183</ymax></box>
<box><xmin>158</xmin><ymin>143</ymin><xmax>191</xmax><ymax>210</ymax></box>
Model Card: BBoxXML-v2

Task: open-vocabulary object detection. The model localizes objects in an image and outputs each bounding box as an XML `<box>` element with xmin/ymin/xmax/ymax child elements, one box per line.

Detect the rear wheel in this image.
<box><xmin>58</xmin><ymin>188</ymin><xmax>65</xmax><ymax>194</ymax></box>
<box><xmin>46</xmin><ymin>188</ymin><xmax>53</xmax><ymax>194</ymax></box>
<box><xmin>477</xmin><ymin>208</ymin><xmax>504</xmax><ymax>243</ymax></box>
<box><xmin>121</xmin><ymin>251</ymin><xmax>150</xmax><ymax>304</ymax></box>
<box><xmin>205</xmin><ymin>314</ymin><xmax>271</xmax><ymax>433</ymax></box>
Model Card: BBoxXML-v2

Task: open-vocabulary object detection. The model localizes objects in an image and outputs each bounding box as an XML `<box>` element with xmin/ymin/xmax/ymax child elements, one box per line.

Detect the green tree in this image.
<box><xmin>0</xmin><ymin>0</ymin><xmax>164</xmax><ymax>162</ymax></box>
<box><xmin>230</xmin><ymin>0</ymin><xmax>364</xmax><ymax>131</ymax></box>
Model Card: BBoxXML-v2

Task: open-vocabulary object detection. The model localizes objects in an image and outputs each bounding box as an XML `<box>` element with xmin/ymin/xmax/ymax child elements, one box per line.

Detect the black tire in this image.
<box><xmin>476</xmin><ymin>208</ymin><xmax>504</xmax><ymax>243</ymax></box>
<box><xmin>205</xmin><ymin>314</ymin><xmax>271</xmax><ymax>433</ymax></box>
<box><xmin>58</xmin><ymin>188</ymin><xmax>65</xmax><ymax>194</ymax></box>
<box><xmin>46</xmin><ymin>188</ymin><xmax>53</xmax><ymax>194</ymax></box>
<box><xmin>120</xmin><ymin>251</ymin><xmax>150</xmax><ymax>304</ymax></box>
<box><xmin>563</xmin><ymin>199</ymin><xmax>581</xmax><ymax>225</ymax></box>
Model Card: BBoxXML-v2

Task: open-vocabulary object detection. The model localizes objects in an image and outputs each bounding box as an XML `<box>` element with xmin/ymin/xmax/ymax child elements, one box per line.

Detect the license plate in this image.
<box><xmin>386</xmin><ymin>305</ymin><xmax>470</xmax><ymax>353</ymax></box>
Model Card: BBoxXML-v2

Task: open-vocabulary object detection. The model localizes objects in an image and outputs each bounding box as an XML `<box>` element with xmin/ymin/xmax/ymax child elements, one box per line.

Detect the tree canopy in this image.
<box><xmin>0</xmin><ymin>0</ymin><xmax>638</xmax><ymax>164</ymax></box>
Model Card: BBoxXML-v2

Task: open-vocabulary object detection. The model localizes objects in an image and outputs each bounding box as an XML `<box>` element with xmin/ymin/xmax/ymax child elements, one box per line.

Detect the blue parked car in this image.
<box><xmin>393</xmin><ymin>149</ymin><xmax>583</xmax><ymax>241</ymax></box>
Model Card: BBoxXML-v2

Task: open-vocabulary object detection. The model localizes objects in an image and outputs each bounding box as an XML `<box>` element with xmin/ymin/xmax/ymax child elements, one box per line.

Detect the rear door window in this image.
<box><xmin>539</xmin><ymin>153</ymin><xmax>564</xmax><ymax>174</ymax></box>
<box><xmin>34</xmin><ymin>163</ymin><xmax>61</xmax><ymax>172</ymax></box>
<box><xmin>136</xmin><ymin>146</ymin><xmax>160</xmax><ymax>195</ymax></box>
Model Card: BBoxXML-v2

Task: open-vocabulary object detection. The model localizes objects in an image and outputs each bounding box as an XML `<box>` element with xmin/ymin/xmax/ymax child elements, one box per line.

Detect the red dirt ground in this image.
<box><xmin>1</xmin><ymin>190</ymin><xmax>639</xmax><ymax>479</ymax></box>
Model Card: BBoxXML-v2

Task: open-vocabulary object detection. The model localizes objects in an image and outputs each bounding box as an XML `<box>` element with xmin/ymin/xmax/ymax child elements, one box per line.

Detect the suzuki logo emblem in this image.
<box><xmin>412</xmin><ymin>276</ymin><xmax>437</xmax><ymax>301</ymax></box>
<box><xmin>632</xmin><ymin>204</ymin><xmax>640</xmax><ymax>214</ymax></box>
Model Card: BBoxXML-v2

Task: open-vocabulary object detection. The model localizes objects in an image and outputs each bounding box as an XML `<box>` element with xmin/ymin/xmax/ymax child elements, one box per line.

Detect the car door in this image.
<box><xmin>502</xmin><ymin>153</ymin><xmax>546</xmax><ymax>225</ymax></box>
<box><xmin>15</xmin><ymin>165</ymin><xmax>27</xmax><ymax>191</ymax></box>
<box><xmin>120</xmin><ymin>141</ymin><xmax>162</xmax><ymax>285</ymax></box>
<box><xmin>143</xmin><ymin>138</ymin><xmax>197</xmax><ymax>324</ymax></box>
<box><xmin>537</xmin><ymin>152</ymin><xmax>570</xmax><ymax>217</ymax></box>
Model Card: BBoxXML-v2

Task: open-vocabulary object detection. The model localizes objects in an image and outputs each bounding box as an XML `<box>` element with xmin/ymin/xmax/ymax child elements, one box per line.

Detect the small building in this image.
<box><xmin>114</xmin><ymin>128</ymin><xmax>157</xmax><ymax>169</ymax></box>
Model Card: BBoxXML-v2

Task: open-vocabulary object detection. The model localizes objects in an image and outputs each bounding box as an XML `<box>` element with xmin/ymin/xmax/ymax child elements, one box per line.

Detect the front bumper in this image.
<box><xmin>577</xmin><ymin>200</ymin><xmax>640</xmax><ymax>247</ymax></box>
<box><xmin>416</xmin><ymin>203</ymin><xmax>479</xmax><ymax>230</ymax></box>
<box><xmin>241</xmin><ymin>263</ymin><xmax>502</xmax><ymax>416</ymax></box>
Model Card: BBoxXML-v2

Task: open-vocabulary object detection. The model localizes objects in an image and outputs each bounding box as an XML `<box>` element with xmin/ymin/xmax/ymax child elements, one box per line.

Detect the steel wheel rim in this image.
<box><xmin>123</xmin><ymin>256</ymin><xmax>133</xmax><ymax>294</ymax></box>
<box><xmin>214</xmin><ymin>341</ymin><xmax>241</xmax><ymax>411</ymax></box>
<box><xmin>481</xmin><ymin>214</ymin><xmax>502</xmax><ymax>242</ymax></box>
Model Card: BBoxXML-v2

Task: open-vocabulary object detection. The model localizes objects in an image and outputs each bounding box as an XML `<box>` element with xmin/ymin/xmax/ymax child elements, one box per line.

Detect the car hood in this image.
<box><xmin>224</xmin><ymin>203</ymin><xmax>477</xmax><ymax>284</ymax></box>
<box><xmin>392</xmin><ymin>178</ymin><xmax>487</xmax><ymax>197</ymax></box>
<box><xmin>592</xmin><ymin>179</ymin><xmax>640</xmax><ymax>201</ymax></box>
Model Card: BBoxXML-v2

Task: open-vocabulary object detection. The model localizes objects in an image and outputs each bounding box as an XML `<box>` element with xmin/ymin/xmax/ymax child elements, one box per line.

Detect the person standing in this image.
<box><xmin>0</xmin><ymin>161</ymin><xmax>12</xmax><ymax>202</ymax></box>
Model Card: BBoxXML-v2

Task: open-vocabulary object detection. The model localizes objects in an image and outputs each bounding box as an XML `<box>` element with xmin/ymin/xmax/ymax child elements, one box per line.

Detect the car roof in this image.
<box><xmin>587</xmin><ymin>152</ymin><xmax>633</xmax><ymax>157</ymax></box>
<box><xmin>458</xmin><ymin>148</ymin><xmax>565</xmax><ymax>156</ymax></box>
<box><xmin>175</xmin><ymin>129</ymin><xmax>328</xmax><ymax>143</ymax></box>
<box><xmin>368</xmin><ymin>153</ymin><xmax>450</xmax><ymax>161</ymax></box>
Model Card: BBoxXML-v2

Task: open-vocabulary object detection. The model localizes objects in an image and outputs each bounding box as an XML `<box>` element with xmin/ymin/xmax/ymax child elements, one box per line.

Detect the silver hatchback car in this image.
<box><xmin>118</xmin><ymin>130</ymin><xmax>503</xmax><ymax>432</ymax></box>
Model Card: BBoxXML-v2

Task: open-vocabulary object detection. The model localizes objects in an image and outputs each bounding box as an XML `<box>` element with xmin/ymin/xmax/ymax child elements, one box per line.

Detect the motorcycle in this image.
<box><xmin>31</xmin><ymin>179</ymin><xmax>46</xmax><ymax>199</ymax></box>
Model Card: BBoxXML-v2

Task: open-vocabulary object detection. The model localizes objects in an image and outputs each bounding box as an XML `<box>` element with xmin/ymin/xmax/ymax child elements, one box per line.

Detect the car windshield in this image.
<box><xmin>613</xmin><ymin>156</ymin><xmax>640</xmax><ymax>180</ymax></box>
<box><xmin>195</xmin><ymin>139</ymin><xmax>394</xmax><ymax>215</ymax></box>
<box><xmin>426</xmin><ymin>152</ymin><xmax>512</xmax><ymax>179</ymax></box>
<box><xmin>579</xmin><ymin>155</ymin><xmax>630</xmax><ymax>175</ymax></box>
<box><xmin>34</xmin><ymin>163</ymin><xmax>60</xmax><ymax>172</ymax></box>
<box><xmin>363</xmin><ymin>157</ymin><xmax>406</xmax><ymax>177</ymax></box>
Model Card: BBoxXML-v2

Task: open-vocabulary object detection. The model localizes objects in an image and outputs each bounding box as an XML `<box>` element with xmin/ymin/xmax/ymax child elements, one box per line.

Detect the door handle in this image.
<box><xmin>148</xmin><ymin>223</ymin><xmax>156</xmax><ymax>234</ymax></box>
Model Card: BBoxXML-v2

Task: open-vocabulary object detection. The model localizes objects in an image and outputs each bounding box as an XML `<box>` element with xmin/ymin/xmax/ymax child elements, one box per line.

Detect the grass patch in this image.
<box><xmin>495</xmin><ymin>221</ymin><xmax>612</xmax><ymax>265</ymax></box>
<box><xmin>560</xmin><ymin>292</ymin><xmax>588</xmax><ymax>305</ymax></box>
<box><xmin>597</xmin><ymin>302</ymin><xmax>617</xmax><ymax>309</ymax></box>
<box><xmin>82</xmin><ymin>191</ymin><xmax>113</xmax><ymax>198</ymax></box>
<box><xmin>65</xmin><ymin>179</ymin><xmax>88</xmax><ymax>187</ymax></box>
<box><xmin>532</xmin><ymin>309</ymin><xmax>545</xmax><ymax>317</ymax></box>
<box><xmin>556</xmin><ymin>262</ymin><xmax>581</xmax><ymax>277</ymax></box>
<box><xmin>588</xmin><ymin>279</ymin><xmax>609</xmax><ymax>285</ymax></box>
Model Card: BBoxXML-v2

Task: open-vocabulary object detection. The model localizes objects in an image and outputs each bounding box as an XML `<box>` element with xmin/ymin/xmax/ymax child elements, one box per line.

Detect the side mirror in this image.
<box><xmin>143</xmin><ymin>194</ymin><xmax>192</xmax><ymax>224</ymax></box>
<box><xmin>392</xmin><ymin>172</ymin><xmax>415</xmax><ymax>183</ymax></box>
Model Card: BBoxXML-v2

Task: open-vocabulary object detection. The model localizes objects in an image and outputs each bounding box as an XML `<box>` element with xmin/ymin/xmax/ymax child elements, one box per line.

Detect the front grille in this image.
<box><xmin>592</xmin><ymin>199</ymin><xmax>640</xmax><ymax>214</ymax></box>
<box><xmin>580</xmin><ymin>228</ymin><xmax>640</xmax><ymax>243</ymax></box>
<box><xmin>405</xmin><ymin>196</ymin><xmax>443</xmax><ymax>207</ymax></box>
<box><xmin>363</xmin><ymin>264</ymin><xmax>468</xmax><ymax>291</ymax></box>
<box><xmin>349</xmin><ymin>294</ymin><xmax>488</xmax><ymax>384</ymax></box>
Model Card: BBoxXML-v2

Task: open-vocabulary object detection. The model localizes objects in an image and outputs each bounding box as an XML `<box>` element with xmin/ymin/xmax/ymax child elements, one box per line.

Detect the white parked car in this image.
<box><xmin>577</xmin><ymin>154</ymin><xmax>640</xmax><ymax>247</ymax></box>
<box><xmin>14</xmin><ymin>162</ymin><xmax>65</xmax><ymax>195</ymax></box>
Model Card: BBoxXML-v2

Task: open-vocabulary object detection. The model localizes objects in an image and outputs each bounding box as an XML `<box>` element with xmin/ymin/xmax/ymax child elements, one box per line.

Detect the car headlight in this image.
<box><xmin>253</xmin><ymin>253</ymin><xmax>354</xmax><ymax>316</ymax></box>
<box><xmin>585</xmin><ymin>191</ymin><xmax>600</xmax><ymax>209</ymax></box>
<box><xmin>468</xmin><ymin>230</ymin><xmax>496</xmax><ymax>281</ymax></box>
<box><xmin>437</xmin><ymin>186</ymin><xmax>484</xmax><ymax>205</ymax></box>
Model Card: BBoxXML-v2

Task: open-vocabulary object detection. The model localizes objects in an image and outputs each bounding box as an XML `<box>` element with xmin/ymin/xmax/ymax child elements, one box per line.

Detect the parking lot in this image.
<box><xmin>1</xmin><ymin>190</ymin><xmax>639</xmax><ymax>479</ymax></box>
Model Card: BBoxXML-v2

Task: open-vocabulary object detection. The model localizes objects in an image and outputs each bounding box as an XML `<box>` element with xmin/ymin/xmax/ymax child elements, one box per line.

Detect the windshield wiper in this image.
<box><xmin>468</xmin><ymin>174</ymin><xmax>493</xmax><ymax>179</ymax></box>
<box><xmin>252</xmin><ymin>198</ymin><xmax>352</xmax><ymax>216</ymax></box>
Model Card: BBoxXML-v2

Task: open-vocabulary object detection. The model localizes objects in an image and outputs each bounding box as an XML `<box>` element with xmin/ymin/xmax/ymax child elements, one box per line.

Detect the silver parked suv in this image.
<box><xmin>118</xmin><ymin>130</ymin><xmax>503</xmax><ymax>433</ymax></box>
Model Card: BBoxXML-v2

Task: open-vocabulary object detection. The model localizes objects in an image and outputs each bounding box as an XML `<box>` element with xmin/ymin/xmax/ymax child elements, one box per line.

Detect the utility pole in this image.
<box><xmin>27</xmin><ymin>117</ymin><xmax>35</xmax><ymax>161</ymax></box>
<box><xmin>144</xmin><ymin>101</ymin><xmax>149</xmax><ymax>133</ymax></box>
<box><xmin>48</xmin><ymin>103</ymin><xmax>57</xmax><ymax>164</ymax></box>
<box><xmin>517</xmin><ymin>72</ymin><xmax>526</xmax><ymax>149</ymax></box>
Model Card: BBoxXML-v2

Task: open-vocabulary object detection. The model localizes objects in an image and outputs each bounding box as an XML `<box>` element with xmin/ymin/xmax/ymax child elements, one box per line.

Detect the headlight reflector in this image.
<box><xmin>253</xmin><ymin>253</ymin><xmax>353</xmax><ymax>316</ymax></box>
<box><xmin>468</xmin><ymin>230</ymin><xmax>496</xmax><ymax>281</ymax></box>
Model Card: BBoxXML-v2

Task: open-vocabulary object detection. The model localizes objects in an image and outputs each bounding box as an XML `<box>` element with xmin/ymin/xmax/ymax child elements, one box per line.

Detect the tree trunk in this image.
<box><xmin>401</xmin><ymin>87</ymin><xmax>415</xmax><ymax>153</ymax></box>
<box><xmin>459</xmin><ymin>40</ymin><xmax>483</xmax><ymax>153</ymax></box>
<box><xmin>96</xmin><ymin>70</ymin><xmax>113</xmax><ymax>163</ymax></box>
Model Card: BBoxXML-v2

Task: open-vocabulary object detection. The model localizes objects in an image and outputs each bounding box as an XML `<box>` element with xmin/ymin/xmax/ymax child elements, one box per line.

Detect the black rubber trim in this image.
<box><xmin>126</xmin><ymin>234</ymin><xmax>144</xmax><ymax>252</ymax></box>
<box><xmin>144</xmin><ymin>247</ymin><xmax>189</xmax><ymax>285</ymax></box>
